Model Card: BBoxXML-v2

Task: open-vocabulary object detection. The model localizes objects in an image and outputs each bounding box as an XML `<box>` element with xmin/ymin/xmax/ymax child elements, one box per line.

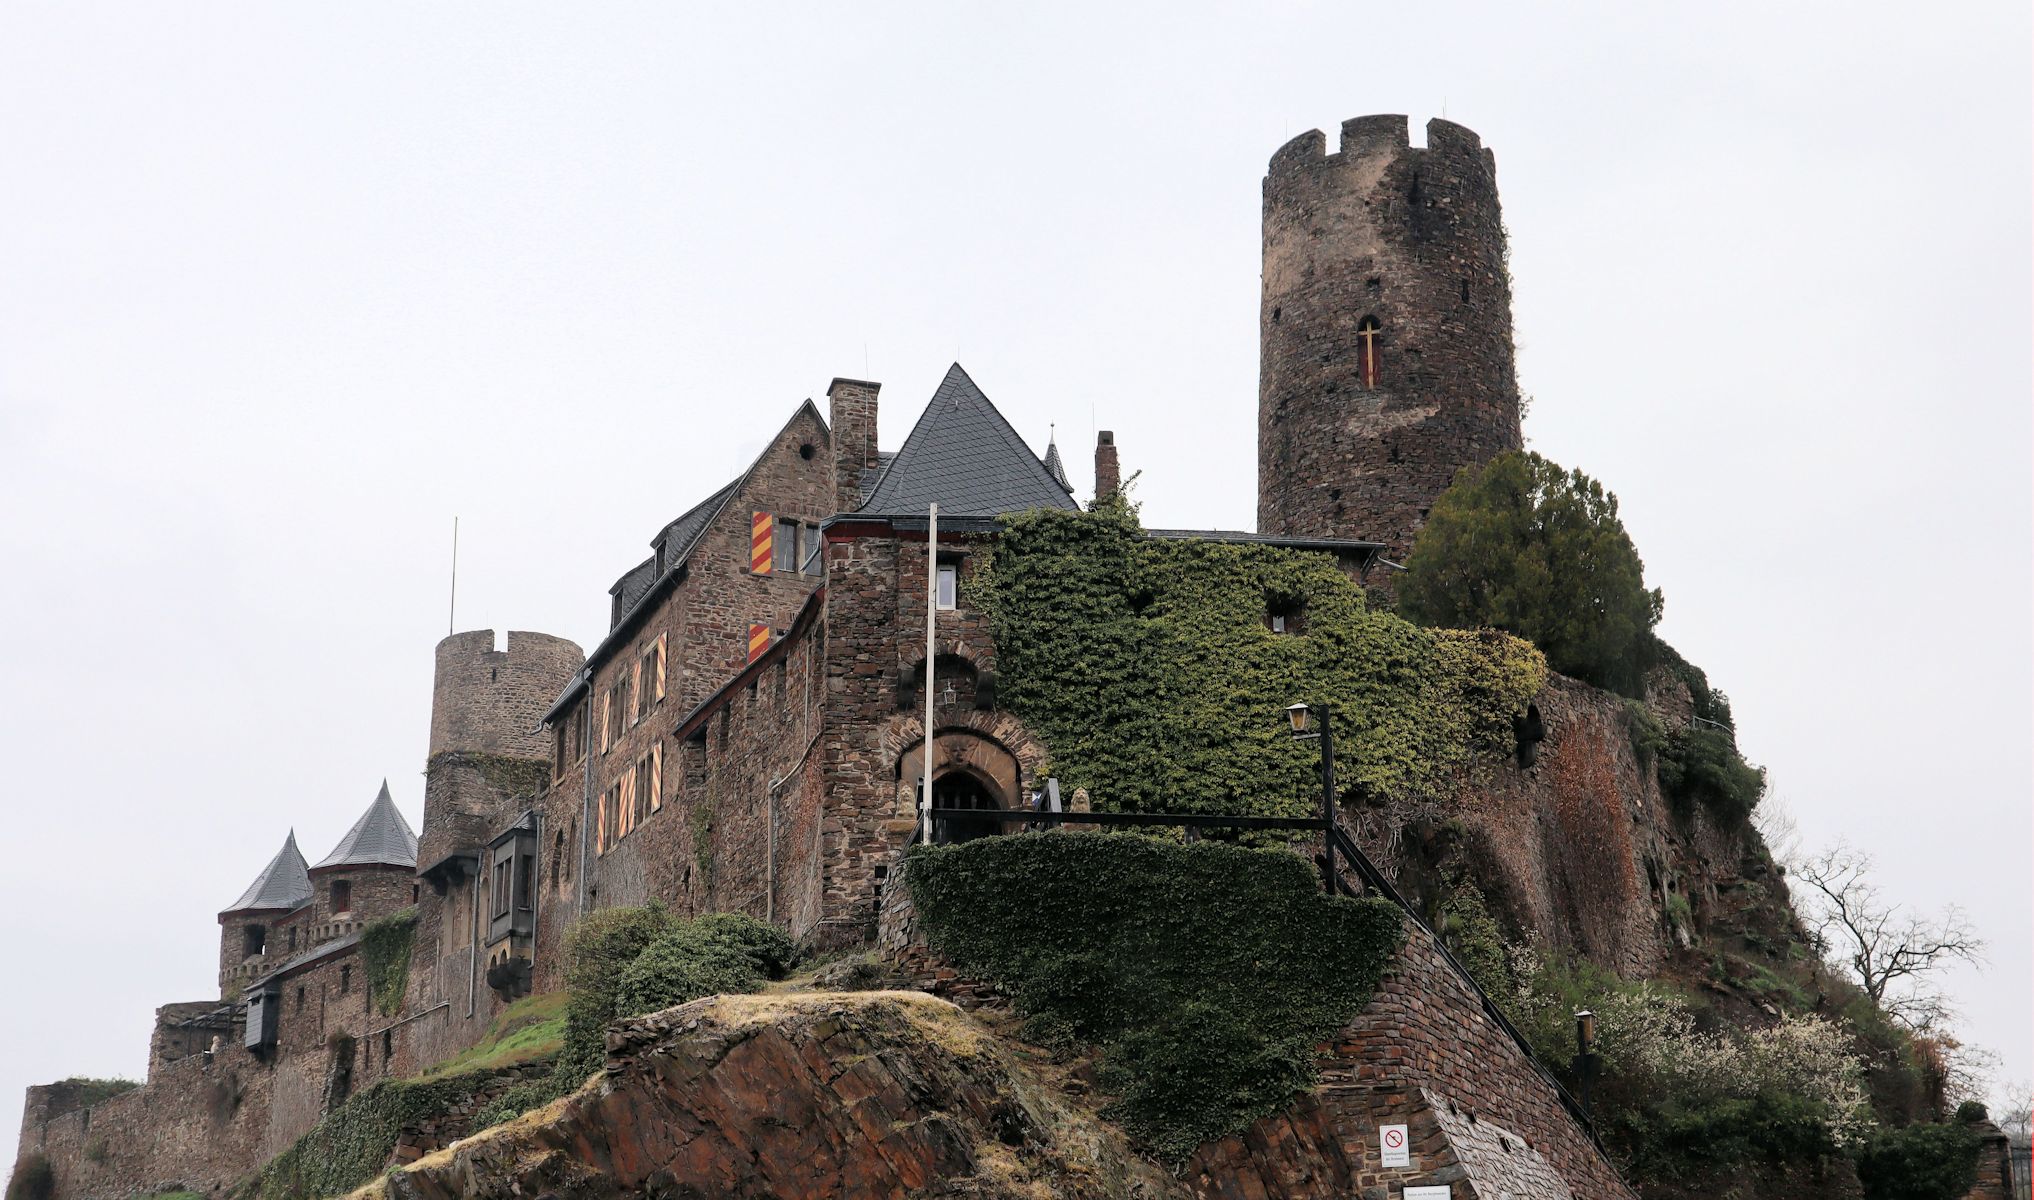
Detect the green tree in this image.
<box><xmin>1401</xmin><ymin>451</ymin><xmax>1663</xmax><ymax>695</ymax></box>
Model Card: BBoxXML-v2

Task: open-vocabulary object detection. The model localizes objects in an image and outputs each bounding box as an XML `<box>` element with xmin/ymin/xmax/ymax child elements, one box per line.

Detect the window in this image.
<box><xmin>936</xmin><ymin>565</ymin><xmax>958</xmax><ymax>610</ymax></box>
<box><xmin>802</xmin><ymin>524</ymin><xmax>824</xmax><ymax>574</ymax></box>
<box><xmin>553</xmin><ymin>720</ymin><xmax>569</xmax><ymax>779</ymax></box>
<box><xmin>492</xmin><ymin>857</ymin><xmax>511</xmax><ymax>919</ymax></box>
<box><xmin>575</xmin><ymin>704</ymin><xmax>589</xmax><ymax>763</ymax></box>
<box><xmin>288</xmin><ymin>927</ymin><xmax>297</xmax><ymax>952</ymax></box>
<box><xmin>1356</xmin><ymin>315</ymin><xmax>1382</xmax><ymax>389</ymax></box>
<box><xmin>604</xmin><ymin>681</ymin><xmax>626</xmax><ymax>750</ymax></box>
<box><xmin>774</xmin><ymin>518</ymin><xmax>799</xmax><ymax>573</ymax></box>
<box><xmin>340</xmin><ymin>966</ymin><xmax>352</xmax><ymax>994</ymax></box>
<box><xmin>516</xmin><ymin>854</ymin><xmax>534</xmax><ymax>912</ymax></box>
<box><xmin>296</xmin><ymin>986</ymin><xmax>306</xmax><ymax>1012</ymax></box>
<box><xmin>243</xmin><ymin>925</ymin><xmax>267</xmax><ymax>959</ymax></box>
<box><xmin>382</xmin><ymin>1029</ymin><xmax>393</xmax><ymax>1059</ymax></box>
<box><xmin>634</xmin><ymin>755</ymin><xmax>652</xmax><ymax>824</ymax></box>
<box><xmin>635</xmin><ymin>638</ymin><xmax>664</xmax><ymax>724</ymax></box>
<box><xmin>330</xmin><ymin>880</ymin><xmax>352</xmax><ymax>915</ymax></box>
<box><xmin>1267</xmin><ymin>594</ymin><xmax>1307</xmax><ymax>636</ymax></box>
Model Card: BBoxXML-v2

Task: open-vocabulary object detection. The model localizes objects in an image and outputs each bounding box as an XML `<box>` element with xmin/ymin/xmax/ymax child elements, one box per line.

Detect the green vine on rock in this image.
<box><xmin>977</xmin><ymin>502</ymin><xmax>1546</xmax><ymax>820</ymax></box>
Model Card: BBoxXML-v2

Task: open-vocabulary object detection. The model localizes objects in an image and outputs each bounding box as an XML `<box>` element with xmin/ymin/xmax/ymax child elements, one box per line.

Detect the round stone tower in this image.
<box><xmin>1257</xmin><ymin>114</ymin><xmax>1522</xmax><ymax>559</ymax></box>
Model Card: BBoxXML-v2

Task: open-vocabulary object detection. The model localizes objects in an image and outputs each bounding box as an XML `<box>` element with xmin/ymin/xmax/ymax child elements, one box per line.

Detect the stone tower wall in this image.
<box><xmin>1257</xmin><ymin>114</ymin><xmax>1521</xmax><ymax>558</ymax></box>
<box><xmin>427</xmin><ymin>630</ymin><xmax>584</xmax><ymax>761</ymax></box>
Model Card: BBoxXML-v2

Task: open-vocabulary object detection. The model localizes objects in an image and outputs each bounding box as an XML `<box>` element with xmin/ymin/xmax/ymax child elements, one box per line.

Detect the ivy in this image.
<box><xmin>243</xmin><ymin>1070</ymin><xmax>512</xmax><ymax>1200</ymax></box>
<box><xmin>359</xmin><ymin>908</ymin><xmax>417</xmax><ymax>1017</ymax></box>
<box><xmin>977</xmin><ymin>501</ymin><xmax>1545</xmax><ymax>819</ymax></box>
<box><xmin>907</xmin><ymin>834</ymin><xmax>1403</xmax><ymax>1163</ymax></box>
<box><xmin>4</xmin><ymin>1154</ymin><xmax>52</xmax><ymax>1200</ymax></box>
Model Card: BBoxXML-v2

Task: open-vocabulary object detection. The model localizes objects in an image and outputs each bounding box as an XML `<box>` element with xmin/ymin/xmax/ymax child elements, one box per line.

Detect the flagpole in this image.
<box><xmin>922</xmin><ymin>502</ymin><xmax>938</xmax><ymax>843</ymax></box>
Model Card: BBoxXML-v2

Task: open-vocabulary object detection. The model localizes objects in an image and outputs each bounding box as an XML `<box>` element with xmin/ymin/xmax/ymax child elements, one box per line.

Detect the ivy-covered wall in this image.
<box><xmin>907</xmin><ymin>833</ymin><xmax>1403</xmax><ymax>1162</ymax></box>
<box><xmin>974</xmin><ymin>503</ymin><xmax>1545</xmax><ymax>819</ymax></box>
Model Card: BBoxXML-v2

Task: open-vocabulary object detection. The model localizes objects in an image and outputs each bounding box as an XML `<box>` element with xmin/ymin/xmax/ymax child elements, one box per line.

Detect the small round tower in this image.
<box><xmin>1257</xmin><ymin>114</ymin><xmax>1522</xmax><ymax>559</ymax></box>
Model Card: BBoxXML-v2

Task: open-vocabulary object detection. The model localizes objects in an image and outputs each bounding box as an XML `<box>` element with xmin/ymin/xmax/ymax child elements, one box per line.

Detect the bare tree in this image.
<box><xmin>1793</xmin><ymin>842</ymin><xmax>1985</xmax><ymax>1031</ymax></box>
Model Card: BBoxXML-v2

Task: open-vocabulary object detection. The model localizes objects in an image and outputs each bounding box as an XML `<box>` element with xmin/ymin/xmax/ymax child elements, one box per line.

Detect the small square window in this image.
<box><xmin>936</xmin><ymin>565</ymin><xmax>958</xmax><ymax>610</ymax></box>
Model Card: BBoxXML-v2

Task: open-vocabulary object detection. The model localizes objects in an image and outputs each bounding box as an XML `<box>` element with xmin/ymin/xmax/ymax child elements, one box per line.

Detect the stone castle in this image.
<box><xmin>14</xmin><ymin>116</ymin><xmax>1684</xmax><ymax>1199</ymax></box>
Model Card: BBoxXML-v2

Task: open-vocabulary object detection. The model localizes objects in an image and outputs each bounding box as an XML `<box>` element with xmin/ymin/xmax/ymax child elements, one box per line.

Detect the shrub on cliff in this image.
<box><xmin>614</xmin><ymin>914</ymin><xmax>793</xmax><ymax>1018</ymax></box>
<box><xmin>978</xmin><ymin>500</ymin><xmax>1545</xmax><ymax>822</ymax></box>
<box><xmin>907</xmin><ymin>833</ymin><xmax>1403</xmax><ymax>1162</ymax></box>
<box><xmin>556</xmin><ymin>902</ymin><xmax>680</xmax><ymax>1081</ymax></box>
<box><xmin>246</xmin><ymin>1071</ymin><xmax>504</xmax><ymax>1200</ymax></box>
<box><xmin>1852</xmin><ymin>1121</ymin><xmax>1983</xmax><ymax>1200</ymax></box>
<box><xmin>1658</xmin><ymin>725</ymin><xmax>1766</xmax><ymax>824</ymax></box>
<box><xmin>1400</xmin><ymin>451</ymin><xmax>1663</xmax><ymax>697</ymax></box>
<box><xmin>5</xmin><ymin>1154</ymin><xmax>53</xmax><ymax>1200</ymax></box>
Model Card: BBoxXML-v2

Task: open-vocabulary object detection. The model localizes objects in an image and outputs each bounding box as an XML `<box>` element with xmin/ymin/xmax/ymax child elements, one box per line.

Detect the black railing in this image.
<box><xmin>920</xmin><ymin>803</ymin><xmax>1604</xmax><ymax>1144</ymax></box>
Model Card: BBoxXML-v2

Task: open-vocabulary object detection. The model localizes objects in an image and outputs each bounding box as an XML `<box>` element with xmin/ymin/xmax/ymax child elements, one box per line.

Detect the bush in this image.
<box><xmin>555</xmin><ymin>902</ymin><xmax>679</xmax><ymax>1081</ymax></box>
<box><xmin>1854</xmin><ymin>1122</ymin><xmax>1983</xmax><ymax>1200</ymax></box>
<box><xmin>6</xmin><ymin>1154</ymin><xmax>54</xmax><ymax>1200</ymax></box>
<box><xmin>1400</xmin><ymin>451</ymin><xmax>1663</xmax><ymax>696</ymax></box>
<box><xmin>688</xmin><ymin>912</ymin><xmax>798</xmax><ymax>979</ymax></box>
<box><xmin>615</xmin><ymin>930</ymin><xmax>764</xmax><ymax>1018</ymax></box>
<box><xmin>1954</xmin><ymin>1100</ymin><xmax>1990</xmax><ymax>1124</ymax></box>
<box><xmin>907</xmin><ymin>834</ymin><xmax>1403</xmax><ymax>1162</ymax></box>
<box><xmin>1658</xmin><ymin>726</ymin><xmax>1766</xmax><ymax>825</ymax></box>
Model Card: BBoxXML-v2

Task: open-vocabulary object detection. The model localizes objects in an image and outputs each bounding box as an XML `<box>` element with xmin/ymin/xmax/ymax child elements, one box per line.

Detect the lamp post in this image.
<box><xmin>1286</xmin><ymin>702</ymin><xmax>1338</xmax><ymax>894</ymax></box>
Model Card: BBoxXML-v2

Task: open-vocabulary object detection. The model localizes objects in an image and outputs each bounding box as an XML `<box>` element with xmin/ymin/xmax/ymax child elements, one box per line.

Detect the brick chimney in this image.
<box><xmin>828</xmin><ymin>378</ymin><xmax>881</xmax><ymax>513</ymax></box>
<box><xmin>1093</xmin><ymin>430</ymin><xmax>1120</xmax><ymax>503</ymax></box>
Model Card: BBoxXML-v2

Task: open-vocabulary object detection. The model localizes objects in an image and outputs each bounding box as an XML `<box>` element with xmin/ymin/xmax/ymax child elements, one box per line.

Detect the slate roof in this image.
<box><xmin>858</xmin><ymin>364</ymin><xmax>1080</xmax><ymax>519</ymax></box>
<box><xmin>223</xmin><ymin>831</ymin><xmax>313</xmax><ymax>915</ymax></box>
<box><xmin>1041</xmin><ymin>436</ymin><xmax>1072</xmax><ymax>491</ymax></box>
<box><xmin>311</xmin><ymin>781</ymin><xmax>419</xmax><ymax>871</ymax></box>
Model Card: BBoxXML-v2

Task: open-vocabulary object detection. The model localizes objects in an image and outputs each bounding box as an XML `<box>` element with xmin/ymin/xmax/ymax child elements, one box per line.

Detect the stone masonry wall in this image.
<box><xmin>1258</xmin><ymin>115</ymin><xmax>1522</xmax><ymax>559</ymax></box>
<box><xmin>575</xmin><ymin>403</ymin><xmax>833</xmax><ymax>917</ymax></box>
<box><xmin>19</xmin><ymin>1046</ymin><xmax>275</xmax><ymax>1200</ymax></box>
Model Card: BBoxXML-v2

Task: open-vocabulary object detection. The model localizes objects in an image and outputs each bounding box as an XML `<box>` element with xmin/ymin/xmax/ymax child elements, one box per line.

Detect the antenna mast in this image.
<box><xmin>448</xmin><ymin>517</ymin><xmax>459</xmax><ymax>635</ymax></box>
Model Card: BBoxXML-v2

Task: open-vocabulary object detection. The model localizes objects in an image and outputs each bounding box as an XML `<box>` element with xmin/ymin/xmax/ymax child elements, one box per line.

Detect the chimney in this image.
<box><xmin>828</xmin><ymin>378</ymin><xmax>881</xmax><ymax>513</ymax></box>
<box><xmin>1093</xmin><ymin>430</ymin><xmax>1120</xmax><ymax>503</ymax></box>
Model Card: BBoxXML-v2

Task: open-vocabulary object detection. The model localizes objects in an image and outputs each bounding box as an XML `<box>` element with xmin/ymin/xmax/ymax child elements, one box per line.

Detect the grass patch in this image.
<box><xmin>414</xmin><ymin>992</ymin><xmax>567</xmax><ymax>1080</ymax></box>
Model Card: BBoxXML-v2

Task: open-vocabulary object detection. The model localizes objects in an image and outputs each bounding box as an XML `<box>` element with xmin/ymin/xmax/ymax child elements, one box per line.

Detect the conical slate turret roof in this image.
<box><xmin>312</xmin><ymin>781</ymin><xmax>419</xmax><ymax>871</ymax></box>
<box><xmin>223</xmin><ymin>831</ymin><xmax>313</xmax><ymax>914</ymax></box>
<box><xmin>858</xmin><ymin>364</ymin><xmax>1081</xmax><ymax>519</ymax></box>
<box><xmin>1041</xmin><ymin>432</ymin><xmax>1073</xmax><ymax>492</ymax></box>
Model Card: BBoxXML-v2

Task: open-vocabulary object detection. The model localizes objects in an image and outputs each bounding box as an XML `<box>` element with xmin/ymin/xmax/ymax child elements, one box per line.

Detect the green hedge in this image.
<box><xmin>359</xmin><ymin>907</ymin><xmax>417</xmax><ymax>1017</ymax></box>
<box><xmin>976</xmin><ymin>501</ymin><xmax>1544</xmax><ymax>820</ymax></box>
<box><xmin>907</xmin><ymin>834</ymin><xmax>1403</xmax><ymax>1162</ymax></box>
<box><xmin>1854</xmin><ymin>1122</ymin><xmax>1984</xmax><ymax>1200</ymax></box>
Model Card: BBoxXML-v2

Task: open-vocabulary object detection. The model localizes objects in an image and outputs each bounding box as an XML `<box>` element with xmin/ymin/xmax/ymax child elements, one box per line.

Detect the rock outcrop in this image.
<box><xmin>358</xmin><ymin>991</ymin><xmax>1182</xmax><ymax>1200</ymax></box>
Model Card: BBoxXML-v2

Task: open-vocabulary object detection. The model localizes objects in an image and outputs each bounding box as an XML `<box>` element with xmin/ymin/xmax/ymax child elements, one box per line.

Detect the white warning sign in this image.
<box><xmin>1379</xmin><ymin>1122</ymin><xmax>1410</xmax><ymax>1167</ymax></box>
<box><xmin>1403</xmin><ymin>1188</ymin><xmax>1451</xmax><ymax>1199</ymax></box>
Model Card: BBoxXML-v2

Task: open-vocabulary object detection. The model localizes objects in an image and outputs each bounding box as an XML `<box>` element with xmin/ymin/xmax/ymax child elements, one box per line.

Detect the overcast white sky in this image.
<box><xmin>2</xmin><ymin>1</ymin><xmax>2027</xmax><ymax>1165</ymax></box>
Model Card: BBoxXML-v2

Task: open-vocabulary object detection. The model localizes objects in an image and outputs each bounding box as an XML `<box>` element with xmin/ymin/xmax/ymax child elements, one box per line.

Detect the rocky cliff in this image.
<box><xmin>352</xmin><ymin>991</ymin><xmax>1181</xmax><ymax>1200</ymax></box>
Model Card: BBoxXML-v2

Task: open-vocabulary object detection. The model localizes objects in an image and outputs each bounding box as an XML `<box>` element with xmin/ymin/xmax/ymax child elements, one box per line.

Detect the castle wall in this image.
<box><xmin>1258</xmin><ymin>115</ymin><xmax>1521</xmax><ymax>559</ymax></box>
<box><xmin>565</xmin><ymin>404</ymin><xmax>832</xmax><ymax>932</ymax></box>
<box><xmin>19</xmin><ymin>1047</ymin><xmax>276</xmax><ymax>1200</ymax></box>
